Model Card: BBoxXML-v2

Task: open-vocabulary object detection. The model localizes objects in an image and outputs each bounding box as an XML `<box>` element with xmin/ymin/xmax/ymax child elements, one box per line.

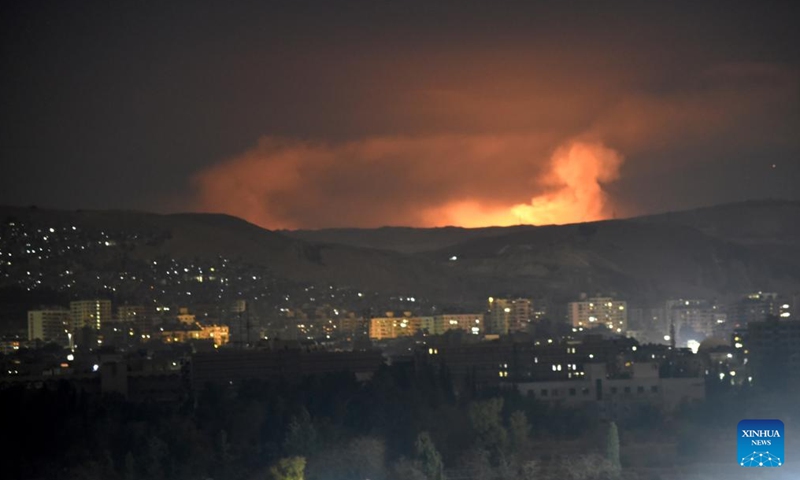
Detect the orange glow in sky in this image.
<box><xmin>423</xmin><ymin>142</ymin><xmax>622</xmax><ymax>227</ymax></box>
<box><xmin>186</xmin><ymin>43</ymin><xmax>796</xmax><ymax>230</ymax></box>
<box><xmin>512</xmin><ymin>142</ymin><xmax>622</xmax><ymax>225</ymax></box>
<box><xmin>193</xmin><ymin>136</ymin><xmax>624</xmax><ymax>229</ymax></box>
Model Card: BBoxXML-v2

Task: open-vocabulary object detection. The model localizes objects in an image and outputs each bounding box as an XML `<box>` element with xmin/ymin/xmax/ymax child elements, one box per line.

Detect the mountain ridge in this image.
<box><xmin>2</xmin><ymin>200</ymin><xmax>799</xmax><ymax>304</ymax></box>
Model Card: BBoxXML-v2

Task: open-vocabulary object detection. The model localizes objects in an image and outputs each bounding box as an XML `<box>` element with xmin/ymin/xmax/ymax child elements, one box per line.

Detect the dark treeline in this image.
<box><xmin>7</xmin><ymin>362</ymin><xmax>793</xmax><ymax>480</ymax></box>
<box><xmin>1</xmin><ymin>362</ymin><xmax>624</xmax><ymax>480</ymax></box>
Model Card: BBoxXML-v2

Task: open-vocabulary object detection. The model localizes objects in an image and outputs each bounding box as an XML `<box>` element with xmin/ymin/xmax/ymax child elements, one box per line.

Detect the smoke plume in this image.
<box><xmin>192</xmin><ymin>136</ymin><xmax>623</xmax><ymax>229</ymax></box>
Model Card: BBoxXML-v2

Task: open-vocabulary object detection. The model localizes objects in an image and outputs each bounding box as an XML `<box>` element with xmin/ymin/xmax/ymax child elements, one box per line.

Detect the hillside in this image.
<box><xmin>286</xmin><ymin>225</ymin><xmax>539</xmax><ymax>254</ymax></box>
<box><xmin>0</xmin><ymin>206</ymin><xmax>455</xmax><ymax>295</ymax></box>
<box><xmin>2</xmin><ymin>201</ymin><xmax>799</xmax><ymax>305</ymax></box>
<box><xmin>287</xmin><ymin>200</ymin><xmax>800</xmax><ymax>254</ymax></box>
<box><xmin>637</xmin><ymin>199</ymin><xmax>800</xmax><ymax>262</ymax></box>
<box><xmin>287</xmin><ymin>200</ymin><xmax>800</xmax><ymax>302</ymax></box>
<box><xmin>423</xmin><ymin>219</ymin><xmax>799</xmax><ymax>303</ymax></box>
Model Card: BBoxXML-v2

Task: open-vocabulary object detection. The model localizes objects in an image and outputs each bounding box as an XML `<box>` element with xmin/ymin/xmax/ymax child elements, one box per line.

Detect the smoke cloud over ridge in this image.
<box><xmin>189</xmin><ymin>53</ymin><xmax>797</xmax><ymax>230</ymax></box>
<box><xmin>192</xmin><ymin>136</ymin><xmax>624</xmax><ymax>229</ymax></box>
<box><xmin>510</xmin><ymin>142</ymin><xmax>623</xmax><ymax>226</ymax></box>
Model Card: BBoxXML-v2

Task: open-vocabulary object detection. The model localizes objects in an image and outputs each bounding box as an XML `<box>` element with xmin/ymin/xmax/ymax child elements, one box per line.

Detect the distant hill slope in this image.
<box><xmin>423</xmin><ymin>218</ymin><xmax>799</xmax><ymax>303</ymax></box>
<box><xmin>2</xmin><ymin>200</ymin><xmax>799</xmax><ymax>304</ymax></box>
<box><xmin>285</xmin><ymin>225</ymin><xmax>539</xmax><ymax>254</ymax></box>
<box><xmin>286</xmin><ymin>200</ymin><xmax>800</xmax><ymax>301</ymax></box>
<box><xmin>287</xmin><ymin>200</ymin><xmax>800</xmax><ymax>254</ymax></box>
<box><xmin>0</xmin><ymin>206</ymin><xmax>455</xmax><ymax>295</ymax></box>
<box><xmin>637</xmin><ymin>200</ymin><xmax>800</xmax><ymax>257</ymax></box>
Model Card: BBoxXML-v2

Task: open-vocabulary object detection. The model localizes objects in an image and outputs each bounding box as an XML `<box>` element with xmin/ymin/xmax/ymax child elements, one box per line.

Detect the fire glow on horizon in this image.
<box><xmin>424</xmin><ymin>142</ymin><xmax>623</xmax><ymax>228</ymax></box>
<box><xmin>185</xmin><ymin>50</ymin><xmax>795</xmax><ymax>231</ymax></box>
<box><xmin>192</xmin><ymin>137</ymin><xmax>624</xmax><ymax>229</ymax></box>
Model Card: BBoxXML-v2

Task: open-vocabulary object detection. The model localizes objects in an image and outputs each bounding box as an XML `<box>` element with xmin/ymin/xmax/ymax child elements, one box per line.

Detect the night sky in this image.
<box><xmin>1</xmin><ymin>1</ymin><xmax>798</xmax><ymax>229</ymax></box>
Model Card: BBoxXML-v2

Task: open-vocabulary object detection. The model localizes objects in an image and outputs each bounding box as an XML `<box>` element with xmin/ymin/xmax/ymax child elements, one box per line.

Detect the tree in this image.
<box><xmin>605</xmin><ymin>422</ymin><xmax>621</xmax><ymax>474</ymax></box>
<box><xmin>306</xmin><ymin>437</ymin><xmax>387</xmax><ymax>480</ymax></box>
<box><xmin>390</xmin><ymin>457</ymin><xmax>428</xmax><ymax>480</ymax></box>
<box><xmin>269</xmin><ymin>456</ymin><xmax>306</xmax><ymax>480</ymax></box>
<box><xmin>284</xmin><ymin>408</ymin><xmax>320</xmax><ymax>457</ymax></box>
<box><xmin>458</xmin><ymin>447</ymin><xmax>493</xmax><ymax>480</ymax></box>
<box><xmin>557</xmin><ymin>454</ymin><xmax>617</xmax><ymax>480</ymax></box>
<box><xmin>518</xmin><ymin>460</ymin><xmax>539</xmax><ymax>480</ymax></box>
<box><xmin>508</xmin><ymin>410</ymin><xmax>530</xmax><ymax>453</ymax></box>
<box><xmin>414</xmin><ymin>432</ymin><xmax>444</xmax><ymax>480</ymax></box>
<box><xmin>468</xmin><ymin>398</ymin><xmax>508</xmax><ymax>457</ymax></box>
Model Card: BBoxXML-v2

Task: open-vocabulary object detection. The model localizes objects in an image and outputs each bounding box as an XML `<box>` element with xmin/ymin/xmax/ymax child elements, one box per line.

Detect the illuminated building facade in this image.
<box><xmin>568</xmin><ymin>296</ymin><xmax>627</xmax><ymax>332</ymax></box>
<box><xmin>665</xmin><ymin>299</ymin><xmax>726</xmax><ymax>344</ymax></box>
<box><xmin>433</xmin><ymin>313</ymin><xmax>483</xmax><ymax>335</ymax></box>
<box><xmin>487</xmin><ymin>297</ymin><xmax>532</xmax><ymax>334</ymax></box>
<box><xmin>27</xmin><ymin>308</ymin><xmax>70</xmax><ymax>345</ymax></box>
<box><xmin>70</xmin><ymin>299</ymin><xmax>112</xmax><ymax>331</ymax></box>
<box><xmin>369</xmin><ymin>313</ymin><xmax>426</xmax><ymax>340</ymax></box>
<box><xmin>369</xmin><ymin>313</ymin><xmax>483</xmax><ymax>339</ymax></box>
<box><xmin>160</xmin><ymin>323</ymin><xmax>230</xmax><ymax>347</ymax></box>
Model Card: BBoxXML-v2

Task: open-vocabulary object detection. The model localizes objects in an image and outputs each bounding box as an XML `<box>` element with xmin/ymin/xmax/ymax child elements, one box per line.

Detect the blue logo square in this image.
<box><xmin>738</xmin><ymin>419</ymin><xmax>784</xmax><ymax>467</ymax></box>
